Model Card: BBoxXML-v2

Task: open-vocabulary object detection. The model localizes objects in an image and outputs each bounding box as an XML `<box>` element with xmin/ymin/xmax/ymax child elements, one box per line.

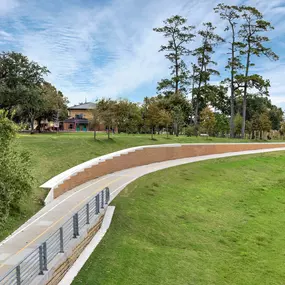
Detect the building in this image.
<box><xmin>63</xmin><ymin>102</ymin><xmax>105</xmax><ymax>131</ymax></box>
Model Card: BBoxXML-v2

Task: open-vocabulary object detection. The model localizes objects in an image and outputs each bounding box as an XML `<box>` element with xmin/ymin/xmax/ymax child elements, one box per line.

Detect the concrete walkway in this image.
<box><xmin>0</xmin><ymin>147</ymin><xmax>285</xmax><ymax>279</ymax></box>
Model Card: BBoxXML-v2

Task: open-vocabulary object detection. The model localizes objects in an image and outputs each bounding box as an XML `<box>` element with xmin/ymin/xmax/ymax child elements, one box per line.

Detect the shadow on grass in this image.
<box><xmin>92</xmin><ymin>137</ymin><xmax>116</xmax><ymax>144</ymax></box>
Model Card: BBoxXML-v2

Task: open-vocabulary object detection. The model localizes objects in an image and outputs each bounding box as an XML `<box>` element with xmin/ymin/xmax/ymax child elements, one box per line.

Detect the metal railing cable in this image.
<box><xmin>0</xmin><ymin>187</ymin><xmax>110</xmax><ymax>285</ymax></box>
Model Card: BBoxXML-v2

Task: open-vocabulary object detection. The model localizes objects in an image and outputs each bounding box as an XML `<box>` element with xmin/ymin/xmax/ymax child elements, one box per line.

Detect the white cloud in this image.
<box><xmin>0</xmin><ymin>30</ymin><xmax>14</xmax><ymax>44</ymax></box>
<box><xmin>0</xmin><ymin>0</ymin><xmax>284</xmax><ymax>107</ymax></box>
<box><xmin>0</xmin><ymin>0</ymin><xmax>18</xmax><ymax>15</ymax></box>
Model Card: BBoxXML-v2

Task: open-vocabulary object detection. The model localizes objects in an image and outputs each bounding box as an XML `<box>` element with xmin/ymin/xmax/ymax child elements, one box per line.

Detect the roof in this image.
<box><xmin>68</xmin><ymin>102</ymin><xmax>96</xmax><ymax>110</ymax></box>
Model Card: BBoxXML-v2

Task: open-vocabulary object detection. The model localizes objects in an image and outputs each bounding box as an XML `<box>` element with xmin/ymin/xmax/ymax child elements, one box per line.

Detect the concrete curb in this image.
<box><xmin>58</xmin><ymin>206</ymin><xmax>115</xmax><ymax>285</ymax></box>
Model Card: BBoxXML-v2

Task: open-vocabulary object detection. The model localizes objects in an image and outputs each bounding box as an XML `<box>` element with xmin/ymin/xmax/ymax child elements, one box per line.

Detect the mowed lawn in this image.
<box><xmin>1</xmin><ymin>132</ymin><xmax>256</xmax><ymax>240</ymax></box>
<box><xmin>73</xmin><ymin>152</ymin><xmax>285</xmax><ymax>285</ymax></box>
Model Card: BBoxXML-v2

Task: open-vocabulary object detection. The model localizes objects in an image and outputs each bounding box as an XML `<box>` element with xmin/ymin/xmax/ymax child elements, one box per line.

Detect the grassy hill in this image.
<box><xmin>73</xmin><ymin>151</ymin><xmax>285</xmax><ymax>285</ymax></box>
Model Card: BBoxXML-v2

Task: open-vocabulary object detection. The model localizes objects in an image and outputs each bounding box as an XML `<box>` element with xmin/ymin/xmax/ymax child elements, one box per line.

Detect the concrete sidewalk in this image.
<box><xmin>0</xmin><ymin>147</ymin><xmax>285</xmax><ymax>279</ymax></box>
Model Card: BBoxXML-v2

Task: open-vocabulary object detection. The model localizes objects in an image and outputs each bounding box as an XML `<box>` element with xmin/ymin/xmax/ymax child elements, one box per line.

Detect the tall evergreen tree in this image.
<box><xmin>214</xmin><ymin>4</ymin><xmax>242</xmax><ymax>138</ymax></box>
<box><xmin>153</xmin><ymin>15</ymin><xmax>195</xmax><ymax>95</ymax></box>
<box><xmin>238</xmin><ymin>6</ymin><xmax>278</xmax><ymax>138</ymax></box>
<box><xmin>192</xmin><ymin>22</ymin><xmax>224</xmax><ymax>126</ymax></box>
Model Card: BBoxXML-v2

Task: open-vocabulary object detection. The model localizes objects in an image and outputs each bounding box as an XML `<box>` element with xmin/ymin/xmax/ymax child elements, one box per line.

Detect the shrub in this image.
<box><xmin>185</xmin><ymin>125</ymin><xmax>195</xmax><ymax>137</ymax></box>
<box><xmin>0</xmin><ymin>111</ymin><xmax>33</xmax><ymax>227</ymax></box>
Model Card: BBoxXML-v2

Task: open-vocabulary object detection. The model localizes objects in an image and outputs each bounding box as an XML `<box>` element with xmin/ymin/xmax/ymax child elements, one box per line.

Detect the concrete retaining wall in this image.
<box><xmin>41</xmin><ymin>143</ymin><xmax>285</xmax><ymax>201</ymax></box>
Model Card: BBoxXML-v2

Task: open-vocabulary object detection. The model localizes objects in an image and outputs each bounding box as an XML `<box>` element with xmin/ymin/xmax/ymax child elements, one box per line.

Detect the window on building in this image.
<box><xmin>75</xmin><ymin>113</ymin><xmax>84</xmax><ymax>119</ymax></box>
<box><xmin>69</xmin><ymin>124</ymin><xmax>73</xmax><ymax>129</ymax></box>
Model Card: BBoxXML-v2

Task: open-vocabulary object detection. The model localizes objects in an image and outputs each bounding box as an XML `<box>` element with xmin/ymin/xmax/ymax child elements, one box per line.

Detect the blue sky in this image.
<box><xmin>0</xmin><ymin>0</ymin><xmax>284</xmax><ymax>108</ymax></box>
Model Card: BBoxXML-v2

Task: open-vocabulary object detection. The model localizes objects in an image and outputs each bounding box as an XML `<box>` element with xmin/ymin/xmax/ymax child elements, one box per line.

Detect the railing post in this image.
<box><xmin>42</xmin><ymin>242</ymin><xmax>48</xmax><ymax>271</ymax></box>
<box><xmin>105</xmin><ymin>187</ymin><xmax>110</xmax><ymax>204</ymax></box>
<box><xmin>76</xmin><ymin>213</ymin><xmax>79</xmax><ymax>236</ymax></box>
<box><xmin>96</xmin><ymin>194</ymin><xmax>100</xmax><ymax>214</ymax></box>
<box><xmin>73</xmin><ymin>213</ymin><xmax>79</xmax><ymax>238</ymax></box>
<box><xmin>101</xmin><ymin>190</ymin><xmax>104</xmax><ymax>209</ymax></box>
<box><xmin>59</xmin><ymin>227</ymin><xmax>64</xmax><ymax>253</ymax></box>
<box><xmin>16</xmin><ymin>265</ymin><xmax>21</xmax><ymax>285</ymax></box>
<box><xmin>86</xmin><ymin>203</ymin><xmax>90</xmax><ymax>225</ymax></box>
<box><xmin>39</xmin><ymin>245</ymin><xmax>44</xmax><ymax>275</ymax></box>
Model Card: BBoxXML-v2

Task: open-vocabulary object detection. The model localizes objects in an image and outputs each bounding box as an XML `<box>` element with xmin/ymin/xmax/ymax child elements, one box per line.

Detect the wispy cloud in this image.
<box><xmin>0</xmin><ymin>0</ymin><xmax>18</xmax><ymax>15</ymax></box>
<box><xmin>0</xmin><ymin>0</ymin><xmax>284</xmax><ymax>107</ymax></box>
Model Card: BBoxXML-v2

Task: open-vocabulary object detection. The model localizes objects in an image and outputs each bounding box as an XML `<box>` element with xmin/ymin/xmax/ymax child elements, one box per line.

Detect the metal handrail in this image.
<box><xmin>0</xmin><ymin>187</ymin><xmax>110</xmax><ymax>285</ymax></box>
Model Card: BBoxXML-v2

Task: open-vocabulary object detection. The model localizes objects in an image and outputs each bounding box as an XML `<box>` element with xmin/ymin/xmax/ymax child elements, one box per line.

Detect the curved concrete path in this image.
<box><xmin>1</xmin><ymin>147</ymin><xmax>285</xmax><ymax>279</ymax></box>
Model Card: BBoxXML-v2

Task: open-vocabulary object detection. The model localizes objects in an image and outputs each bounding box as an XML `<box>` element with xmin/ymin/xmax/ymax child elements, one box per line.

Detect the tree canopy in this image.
<box><xmin>0</xmin><ymin>52</ymin><xmax>68</xmax><ymax>132</ymax></box>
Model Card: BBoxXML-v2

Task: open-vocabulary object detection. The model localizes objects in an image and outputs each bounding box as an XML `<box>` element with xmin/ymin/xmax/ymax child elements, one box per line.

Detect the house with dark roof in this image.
<box><xmin>63</xmin><ymin>102</ymin><xmax>105</xmax><ymax>131</ymax></box>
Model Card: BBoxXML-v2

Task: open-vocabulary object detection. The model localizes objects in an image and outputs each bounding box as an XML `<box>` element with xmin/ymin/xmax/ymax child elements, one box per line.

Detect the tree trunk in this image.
<box><xmin>195</xmin><ymin>96</ymin><xmax>199</xmax><ymax>127</ymax></box>
<box><xmin>93</xmin><ymin>129</ymin><xmax>96</xmax><ymax>140</ymax></box>
<box><xmin>166</xmin><ymin>124</ymin><xmax>169</xmax><ymax>139</ymax></box>
<box><xmin>107</xmin><ymin>127</ymin><xmax>110</xmax><ymax>139</ymax></box>
<box><xmin>173</xmin><ymin>122</ymin><xmax>178</xmax><ymax>137</ymax></box>
<box><xmin>37</xmin><ymin>118</ymin><xmax>41</xmax><ymax>133</ymax></box>
<box><xmin>30</xmin><ymin>115</ymin><xmax>35</xmax><ymax>134</ymax></box>
<box><xmin>229</xmin><ymin>23</ymin><xmax>235</xmax><ymax>138</ymax></box>
<box><xmin>151</xmin><ymin>127</ymin><xmax>154</xmax><ymax>140</ymax></box>
<box><xmin>241</xmin><ymin>45</ymin><xmax>250</xmax><ymax>139</ymax></box>
<box><xmin>241</xmin><ymin>91</ymin><xmax>247</xmax><ymax>138</ymax></box>
<box><xmin>175</xmin><ymin>57</ymin><xmax>179</xmax><ymax>95</ymax></box>
<box><xmin>191</xmin><ymin>66</ymin><xmax>195</xmax><ymax>123</ymax></box>
<box><xmin>173</xmin><ymin>41</ymin><xmax>179</xmax><ymax>95</ymax></box>
<box><xmin>195</xmin><ymin>46</ymin><xmax>206</xmax><ymax>127</ymax></box>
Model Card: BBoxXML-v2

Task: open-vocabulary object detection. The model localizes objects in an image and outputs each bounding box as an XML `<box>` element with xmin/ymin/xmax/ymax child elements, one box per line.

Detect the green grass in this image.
<box><xmin>0</xmin><ymin>132</ymin><xmax>279</xmax><ymax>241</ymax></box>
<box><xmin>73</xmin><ymin>151</ymin><xmax>285</xmax><ymax>285</ymax></box>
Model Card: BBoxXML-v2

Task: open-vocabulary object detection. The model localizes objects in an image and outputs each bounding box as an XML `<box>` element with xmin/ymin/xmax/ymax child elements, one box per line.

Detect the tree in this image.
<box><xmin>234</xmin><ymin>113</ymin><xmax>243</xmax><ymax>137</ymax></box>
<box><xmin>201</xmin><ymin>84</ymin><xmax>229</xmax><ymax>114</ymax></box>
<box><xmin>214</xmin><ymin>4</ymin><xmax>242</xmax><ymax>138</ymax></box>
<box><xmin>18</xmin><ymin>86</ymin><xmax>44</xmax><ymax>133</ymax></box>
<box><xmin>35</xmin><ymin>82</ymin><xmax>68</xmax><ymax>131</ymax></box>
<box><xmin>251</xmin><ymin>112</ymin><xmax>271</xmax><ymax>140</ymax></box>
<box><xmin>0</xmin><ymin>52</ymin><xmax>51</xmax><ymax>132</ymax></box>
<box><xmin>143</xmin><ymin>97</ymin><xmax>161</xmax><ymax>140</ymax></box>
<box><xmin>269</xmin><ymin>105</ymin><xmax>283</xmax><ymax>130</ymax></box>
<box><xmin>153</xmin><ymin>15</ymin><xmax>195</xmax><ymax>95</ymax></box>
<box><xmin>0</xmin><ymin>110</ymin><xmax>33</xmax><ymax>226</ymax></box>
<box><xmin>190</xmin><ymin>63</ymin><xmax>199</xmax><ymax>118</ymax></box>
<box><xmin>235</xmin><ymin>94</ymin><xmax>283</xmax><ymax>132</ymax></box>
<box><xmin>251</xmin><ymin>113</ymin><xmax>260</xmax><ymax>139</ymax></box>
<box><xmin>96</xmin><ymin>98</ymin><xmax>117</xmax><ymax>139</ymax></box>
<box><xmin>214</xmin><ymin>113</ymin><xmax>229</xmax><ymax>137</ymax></box>
<box><xmin>245</xmin><ymin>120</ymin><xmax>253</xmax><ymax>138</ymax></box>
<box><xmin>192</xmin><ymin>22</ymin><xmax>224</xmax><ymax>125</ymax></box>
<box><xmin>114</xmin><ymin>99</ymin><xmax>142</xmax><ymax>134</ymax></box>
<box><xmin>280</xmin><ymin>121</ymin><xmax>285</xmax><ymax>138</ymax></box>
<box><xmin>259</xmin><ymin>112</ymin><xmax>271</xmax><ymax>138</ymax></box>
<box><xmin>237</xmin><ymin>93</ymin><xmax>267</xmax><ymax>121</ymax></box>
<box><xmin>238</xmin><ymin>6</ymin><xmax>278</xmax><ymax>138</ymax></box>
<box><xmin>90</xmin><ymin>107</ymin><xmax>100</xmax><ymax>140</ymax></box>
<box><xmin>200</xmin><ymin>106</ymin><xmax>216</xmax><ymax>136</ymax></box>
<box><xmin>171</xmin><ymin>105</ymin><xmax>185</xmax><ymax>137</ymax></box>
<box><xmin>159</xmin><ymin>109</ymin><xmax>172</xmax><ymax>138</ymax></box>
<box><xmin>156</xmin><ymin>91</ymin><xmax>191</xmax><ymax>136</ymax></box>
<box><xmin>0</xmin><ymin>52</ymin><xmax>49</xmax><ymax>112</ymax></box>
